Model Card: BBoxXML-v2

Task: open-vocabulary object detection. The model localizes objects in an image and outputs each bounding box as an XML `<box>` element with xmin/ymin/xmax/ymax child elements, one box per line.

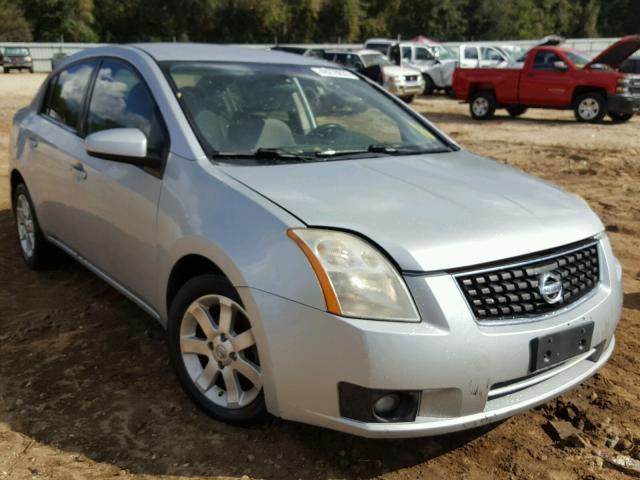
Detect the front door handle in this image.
<box><xmin>71</xmin><ymin>163</ymin><xmax>87</xmax><ymax>180</ymax></box>
<box><xmin>27</xmin><ymin>134</ymin><xmax>38</xmax><ymax>149</ymax></box>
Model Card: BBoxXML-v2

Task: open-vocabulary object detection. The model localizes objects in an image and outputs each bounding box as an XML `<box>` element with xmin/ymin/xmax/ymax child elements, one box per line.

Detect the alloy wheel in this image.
<box><xmin>578</xmin><ymin>97</ymin><xmax>600</xmax><ymax>121</ymax></box>
<box><xmin>15</xmin><ymin>194</ymin><xmax>35</xmax><ymax>258</ymax></box>
<box><xmin>472</xmin><ymin>97</ymin><xmax>489</xmax><ymax>117</ymax></box>
<box><xmin>179</xmin><ymin>295</ymin><xmax>262</xmax><ymax>409</ymax></box>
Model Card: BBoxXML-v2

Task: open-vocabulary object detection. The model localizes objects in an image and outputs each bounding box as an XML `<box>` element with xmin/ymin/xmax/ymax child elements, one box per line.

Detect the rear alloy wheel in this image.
<box><xmin>608</xmin><ymin>111</ymin><xmax>633</xmax><ymax>123</ymax></box>
<box><xmin>470</xmin><ymin>91</ymin><xmax>496</xmax><ymax>120</ymax></box>
<box><xmin>13</xmin><ymin>183</ymin><xmax>52</xmax><ymax>269</ymax></box>
<box><xmin>574</xmin><ymin>92</ymin><xmax>606</xmax><ymax>123</ymax></box>
<box><xmin>506</xmin><ymin>106</ymin><xmax>528</xmax><ymax>117</ymax></box>
<box><xmin>168</xmin><ymin>275</ymin><xmax>265</xmax><ymax>424</ymax></box>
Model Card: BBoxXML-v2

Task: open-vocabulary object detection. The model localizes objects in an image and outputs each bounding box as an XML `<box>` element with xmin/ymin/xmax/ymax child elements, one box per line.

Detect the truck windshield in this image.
<box><xmin>361</xmin><ymin>53</ymin><xmax>392</xmax><ymax>68</ymax></box>
<box><xmin>164</xmin><ymin>62</ymin><xmax>450</xmax><ymax>160</ymax></box>
<box><xmin>5</xmin><ymin>47</ymin><xmax>30</xmax><ymax>56</ymax></box>
<box><xmin>433</xmin><ymin>46</ymin><xmax>456</xmax><ymax>60</ymax></box>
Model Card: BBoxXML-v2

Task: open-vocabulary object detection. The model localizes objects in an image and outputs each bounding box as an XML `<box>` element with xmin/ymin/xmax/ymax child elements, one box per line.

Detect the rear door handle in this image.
<box><xmin>71</xmin><ymin>162</ymin><xmax>87</xmax><ymax>180</ymax></box>
<box><xmin>27</xmin><ymin>134</ymin><xmax>38</xmax><ymax>149</ymax></box>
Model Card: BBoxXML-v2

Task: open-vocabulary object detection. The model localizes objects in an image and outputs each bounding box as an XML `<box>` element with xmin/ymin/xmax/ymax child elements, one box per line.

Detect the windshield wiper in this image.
<box><xmin>211</xmin><ymin>148</ymin><xmax>318</xmax><ymax>163</ymax></box>
<box><xmin>367</xmin><ymin>144</ymin><xmax>451</xmax><ymax>155</ymax></box>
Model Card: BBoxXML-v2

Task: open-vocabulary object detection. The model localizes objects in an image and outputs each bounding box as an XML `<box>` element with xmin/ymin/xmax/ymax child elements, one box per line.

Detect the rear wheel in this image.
<box><xmin>608</xmin><ymin>111</ymin><xmax>633</xmax><ymax>123</ymax></box>
<box><xmin>506</xmin><ymin>106</ymin><xmax>527</xmax><ymax>117</ymax></box>
<box><xmin>168</xmin><ymin>275</ymin><xmax>266</xmax><ymax>424</ymax></box>
<box><xmin>12</xmin><ymin>183</ymin><xmax>51</xmax><ymax>269</ymax></box>
<box><xmin>470</xmin><ymin>91</ymin><xmax>496</xmax><ymax>120</ymax></box>
<box><xmin>574</xmin><ymin>92</ymin><xmax>606</xmax><ymax>123</ymax></box>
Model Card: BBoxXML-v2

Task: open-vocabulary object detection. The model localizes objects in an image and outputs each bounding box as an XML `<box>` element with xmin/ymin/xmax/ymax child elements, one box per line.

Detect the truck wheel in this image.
<box><xmin>401</xmin><ymin>95</ymin><xmax>415</xmax><ymax>104</ymax></box>
<box><xmin>422</xmin><ymin>75</ymin><xmax>434</xmax><ymax>95</ymax></box>
<box><xmin>470</xmin><ymin>91</ymin><xmax>496</xmax><ymax>120</ymax></box>
<box><xmin>574</xmin><ymin>92</ymin><xmax>606</xmax><ymax>123</ymax></box>
<box><xmin>608</xmin><ymin>111</ymin><xmax>633</xmax><ymax>123</ymax></box>
<box><xmin>3</xmin><ymin>68</ymin><xmax>8</xmax><ymax>74</ymax></box>
<box><xmin>506</xmin><ymin>106</ymin><xmax>527</xmax><ymax>117</ymax></box>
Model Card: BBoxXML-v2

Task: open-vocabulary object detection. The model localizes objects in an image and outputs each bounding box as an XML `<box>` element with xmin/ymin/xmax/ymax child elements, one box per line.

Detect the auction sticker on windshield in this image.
<box><xmin>311</xmin><ymin>67</ymin><xmax>358</xmax><ymax>79</ymax></box>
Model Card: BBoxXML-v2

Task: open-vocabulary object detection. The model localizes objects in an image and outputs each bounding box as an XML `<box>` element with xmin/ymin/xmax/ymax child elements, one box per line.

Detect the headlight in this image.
<box><xmin>617</xmin><ymin>77</ymin><xmax>630</xmax><ymax>94</ymax></box>
<box><xmin>288</xmin><ymin>229</ymin><xmax>420</xmax><ymax>322</ymax></box>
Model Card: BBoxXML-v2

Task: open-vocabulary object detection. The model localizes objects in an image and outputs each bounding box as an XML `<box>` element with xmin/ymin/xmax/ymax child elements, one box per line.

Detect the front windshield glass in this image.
<box><xmin>5</xmin><ymin>47</ymin><xmax>30</xmax><ymax>56</ymax></box>
<box><xmin>165</xmin><ymin>62</ymin><xmax>448</xmax><ymax>160</ymax></box>
<box><xmin>565</xmin><ymin>51</ymin><xmax>591</xmax><ymax>68</ymax></box>
<box><xmin>361</xmin><ymin>53</ymin><xmax>391</xmax><ymax>68</ymax></box>
<box><xmin>432</xmin><ymin>45</ymin><xmax>456</xmax><ymax>60</ymax></box>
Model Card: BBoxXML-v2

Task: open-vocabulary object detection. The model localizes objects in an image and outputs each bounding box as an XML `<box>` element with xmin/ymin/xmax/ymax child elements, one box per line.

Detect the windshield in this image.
<box><xmin>165</xmin><ymin>62</ymin><xmax>448</xmax><ymax>161</ymax></box>
<box><xmin>432</xmin><ymin>45</ymin><xmax>456</xmax><ymax>60</ymax></box>
<box><xmin>5</xmin><ymin>47</ymin><xmax>30</xmax><ymax>56</ymax></box>
<box><xmin>361</xmin><ymin>53</ymin><xmax>391</xmax><ymax>68</ymax></box>
<box><xmin>565</xmin><ymin>51</ymin><xmax>591</xmax><ymax>68</ymax></box>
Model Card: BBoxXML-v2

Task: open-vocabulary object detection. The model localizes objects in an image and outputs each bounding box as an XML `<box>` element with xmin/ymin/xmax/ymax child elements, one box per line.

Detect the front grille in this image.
<box><xmin>404</xmin><ymin>75</ymin><xmax>418</xmax><ymax>82</ymax></box>
<box><xmin>455</xmin><ymin>241</ymin><xmax>600</xmax><ymax>322</ymax></box>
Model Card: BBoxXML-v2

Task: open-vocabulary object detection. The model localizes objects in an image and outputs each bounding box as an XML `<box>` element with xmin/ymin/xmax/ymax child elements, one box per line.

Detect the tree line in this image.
<box><xmin>0</xmin><ymin>0</ymin><xmax>637</xmax><ymax>44</ymax></box>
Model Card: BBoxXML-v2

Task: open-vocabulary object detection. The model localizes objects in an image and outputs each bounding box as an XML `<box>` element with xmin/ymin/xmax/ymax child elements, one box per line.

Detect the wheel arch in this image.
<box><xmin>571</xmin><ymin>86</ymin><xmax>607</xmax><ymax>107</ymax></box>
<box><xmin>166</xmin><ymin>253</ymin><xmax>236</xmax><ymax>315</ymax></box>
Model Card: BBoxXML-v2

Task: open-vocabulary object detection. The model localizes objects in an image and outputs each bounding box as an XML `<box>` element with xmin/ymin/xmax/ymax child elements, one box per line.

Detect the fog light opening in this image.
<box><xmin>372</xmin><ymin>391</ymin><xmax>419</xmax><ymax>422</ymax></box>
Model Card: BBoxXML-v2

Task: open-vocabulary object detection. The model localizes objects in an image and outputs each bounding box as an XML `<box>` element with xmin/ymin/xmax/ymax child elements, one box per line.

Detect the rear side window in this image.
<box><xmin>87</xmin><ymin>60</ymin><xmax>168</xmax><ymax>160</ymax></box>
<box><xmin>44</xmin><ymin>61</ymin><xmax>97</xmax><ymax>130</ymax></box>
<box><xmin>464</xmin><ymin>47</ymin><xmax>479</xmax><ymax>60</ymax></box>
<box><xmin>415</xmin><ymin>47</ymin><xmax>433</xmax><ymax>61</ymax></box>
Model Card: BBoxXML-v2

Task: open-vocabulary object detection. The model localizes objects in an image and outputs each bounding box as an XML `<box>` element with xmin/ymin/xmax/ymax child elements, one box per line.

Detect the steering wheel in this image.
<box><xmin>306</xmin><ymin>123</ymin><xmax>346</xmax><ymax>140</ymax></box>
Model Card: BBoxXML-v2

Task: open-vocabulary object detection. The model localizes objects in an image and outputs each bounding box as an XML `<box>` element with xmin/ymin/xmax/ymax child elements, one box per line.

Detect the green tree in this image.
<box><xmin>22</xmin><ymin>0</ymin><xmax>97</xmax><ymax>41</ymax></box>
<box><xmin>317</xmin><ymin>0</ymin><xmax>361</xmax><ymax>42</ymax></box>
<box><xmin>0</xmin><ymin>3</ymin><xmax>33</xmax><ymax>41</ymax></box>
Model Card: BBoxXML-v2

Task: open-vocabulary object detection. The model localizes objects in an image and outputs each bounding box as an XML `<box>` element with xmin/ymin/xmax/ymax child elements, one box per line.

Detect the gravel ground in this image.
<box><xmin>0</xmin><ymin>73</ymin><xmax>639</xmax><ymax>480</ymax></box>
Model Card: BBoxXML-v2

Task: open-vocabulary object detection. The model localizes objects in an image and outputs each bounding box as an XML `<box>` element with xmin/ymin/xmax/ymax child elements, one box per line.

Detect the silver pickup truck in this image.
<box><xmin>365</xmin><ymin>38</ymin><xmax>458</xmax><ymax>94</ymax></box>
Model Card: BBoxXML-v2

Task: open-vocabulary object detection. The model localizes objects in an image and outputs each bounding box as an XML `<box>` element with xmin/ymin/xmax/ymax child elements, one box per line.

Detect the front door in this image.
<box><xmin>72</xmin><ymin>59</ymin><xmax>169</xmax><ymax>306</ymax></box>
<box><xmin>519</xmin><ymin>50</ymin><xmax>571</xmax><ymax>106</ymax></box>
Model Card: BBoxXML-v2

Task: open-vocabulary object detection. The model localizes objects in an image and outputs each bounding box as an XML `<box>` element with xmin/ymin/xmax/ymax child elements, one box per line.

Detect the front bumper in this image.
<box><xmin>239</xmin><ymin>236</ymin><xmax>622</xmax><ymax>438</ymax></box>
<box><xmin>385</xmin><ymin>82</ymin><xmax>424</xmax><ymax>97</ymax></box>
<box><xmin>608</xmin><ymin>93</ymin><xmax>640</xmax><ymax>114</ymax></box>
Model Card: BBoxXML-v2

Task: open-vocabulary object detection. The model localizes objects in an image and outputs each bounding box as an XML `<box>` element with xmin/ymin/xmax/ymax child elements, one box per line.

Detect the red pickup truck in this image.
<box><xmin>452</xmin><ymin>35</ymin><xmax>640</xmax><ymax>123</ymax></box>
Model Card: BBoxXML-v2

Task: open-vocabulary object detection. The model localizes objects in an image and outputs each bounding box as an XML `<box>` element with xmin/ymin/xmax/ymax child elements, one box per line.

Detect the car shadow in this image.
<box><xmin>423</xmin><ymin>109</ymin><xmax>624</xmax><ymax>126</ymax></box>
<box><xmin>0</xmin><ymin>207</ymin><xmax>499</xmax><ymax>479</ymax></box>
<box><xmin>624</xmin><ymin>292</ymin><xmax>640</xmax><ymax>311</ymax></box>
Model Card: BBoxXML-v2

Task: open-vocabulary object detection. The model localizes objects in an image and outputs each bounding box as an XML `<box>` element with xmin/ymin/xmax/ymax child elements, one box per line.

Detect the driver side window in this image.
<box><xmin>415</xmin><ymin>48</ymin><xmax>434</xmax><ymax>61</ymax></box>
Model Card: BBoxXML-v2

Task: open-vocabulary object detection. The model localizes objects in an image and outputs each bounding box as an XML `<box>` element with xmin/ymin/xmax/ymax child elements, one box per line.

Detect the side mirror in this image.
<box><xmin>553</xmin><ymin>60</ymin><xmax>568</xmax><ymax>71</ymax></box>
<box><xmin>85</xmin><ymin>128</ymin><xmax>159</xmax><ymax>168</ymax></box>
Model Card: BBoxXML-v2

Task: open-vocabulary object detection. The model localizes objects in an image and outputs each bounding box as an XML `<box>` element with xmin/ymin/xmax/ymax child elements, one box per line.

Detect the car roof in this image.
<box><xmin>130</xmin><ymin>43</ymin><xmax>332</xmax><ymax>66</ymax></box>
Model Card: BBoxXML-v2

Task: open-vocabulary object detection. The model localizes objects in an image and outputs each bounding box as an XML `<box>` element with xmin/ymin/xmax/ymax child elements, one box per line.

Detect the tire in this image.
<box><xmin>506</xmin><ymin>106</ymin><xmax>528</xmax><ymax>117</ymax></box>
<box><xmin>3</xmin><ymin>68</ymin><xmax>9</xmax><ymax>74</ymax></box>
<box><xmin>422</xmin><ymin>75</ymin><xmax>434</xmax><ymax>95</ymax></box>
<box><xmin>401</xmin><ymin>95</ymin><xmax>415</xmax><ymax>104</ymax></box>
<box><xmin>469</xmin><ymin>91</ymin><xmax>496</xmax><ymax>120</ymax></box>
<box><xmin>29</xmin><ymin>67</ymin><xmax>34</xmax><ymax>74</ymax></box>
<box><xmin>608</xmin><ymin>111</ymin><xmax>633</xmax><ymax>123</ymax></box>
<box><xmin>168</xmin><ymin>274</ymin><xmax>266</xmax><ymax>424</ymax></box>
<box><xmin>12</xmin><ymin>183</ymin><xmax>51</xmax><ymax>269</ymax></box>
<box><xmin>574</xmin><ymin>92</ymin><xmax>606</xmax><ymax>123</ymax></box>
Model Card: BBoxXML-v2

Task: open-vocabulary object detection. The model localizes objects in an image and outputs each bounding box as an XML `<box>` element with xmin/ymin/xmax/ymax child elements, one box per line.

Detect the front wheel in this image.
<box><xmin>574</xmin><ymin>92</ymin><xmax>606</xmax><ymax>123</ymax></box>
<box><xmin>608</xmin><ymin>111</ymin><xmax>633</xmax><ymax>123</ymax></box>
<box><xmin>400</xmin><ymin>95</ymin><xmax>415</xmax><ymax>104</ymax></box>
<box><xmin>168</xmin><ymin>275</ymin><xmax>266</xmax><ymax>424</ymax></box>
<box><xmin>3</xmin><ymin>68</ymin><xmax>8</xmax><ymax>74</ymax></box>
<box><xmin>469</xmin><ymin>91</ymin><xmax>496</xmax><ymax>120</ymax></box>
<box><xmin>422</xmin><ymin>75</ymin><xmax>434</xmax><ymax>95</ymax></box>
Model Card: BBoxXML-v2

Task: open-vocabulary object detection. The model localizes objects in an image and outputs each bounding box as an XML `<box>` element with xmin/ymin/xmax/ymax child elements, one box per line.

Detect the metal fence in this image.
<box><xmin>0</xmin><ymin>38</ymin><xmax>624</xmax><ymax>73</ymax></box>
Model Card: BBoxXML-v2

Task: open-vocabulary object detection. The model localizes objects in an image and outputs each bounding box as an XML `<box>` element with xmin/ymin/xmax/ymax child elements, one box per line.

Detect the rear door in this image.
<box><xmin>519</xmin><ymin>50</ymin><xmax>571</xmax><ymax>106</ymax></box>
<box><xmin>21</xmin><ymin>60</ymin><xmax>98</xmax><ymax>248</ymax></box>
<box><xmin>73</xmin><ymin>59</ymin><xmax>169</xmax><ymax>305</ymax></box>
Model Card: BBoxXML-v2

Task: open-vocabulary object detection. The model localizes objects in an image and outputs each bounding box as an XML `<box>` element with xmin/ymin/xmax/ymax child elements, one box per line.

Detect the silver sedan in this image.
<box><xmin>9</xmin><ymin>44</ymin><xmax>622</xmax><ymax>438</ymax></box>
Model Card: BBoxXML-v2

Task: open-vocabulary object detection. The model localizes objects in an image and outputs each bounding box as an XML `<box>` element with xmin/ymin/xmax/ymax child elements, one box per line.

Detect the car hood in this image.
<box><xmin>220</xmin><ymin>152</ymin><xmax>604</xmax><ymax>272</ymax></box>
<box><xmin>587</xmin><ymin>35</ymin><xmax>640</xmax><ymax>69</ymax></box>
<box><xmin>381</xmin><ymin>65</ymin><xmax>422</xmax><ymax>76</ymax></box>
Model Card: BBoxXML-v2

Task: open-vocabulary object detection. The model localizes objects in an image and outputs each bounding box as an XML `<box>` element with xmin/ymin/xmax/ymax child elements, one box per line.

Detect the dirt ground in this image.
<box><xmin>0</xmin><ymin>73</ymin><xmax>639</xmax><ymax>480</ymax></box>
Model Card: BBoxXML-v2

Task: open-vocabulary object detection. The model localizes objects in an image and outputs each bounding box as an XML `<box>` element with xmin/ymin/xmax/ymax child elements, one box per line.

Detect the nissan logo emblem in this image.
<box><xmin>538</xmin><ymin>272</ymin><xmax>563</xmax><ymax>304</ymax></box>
